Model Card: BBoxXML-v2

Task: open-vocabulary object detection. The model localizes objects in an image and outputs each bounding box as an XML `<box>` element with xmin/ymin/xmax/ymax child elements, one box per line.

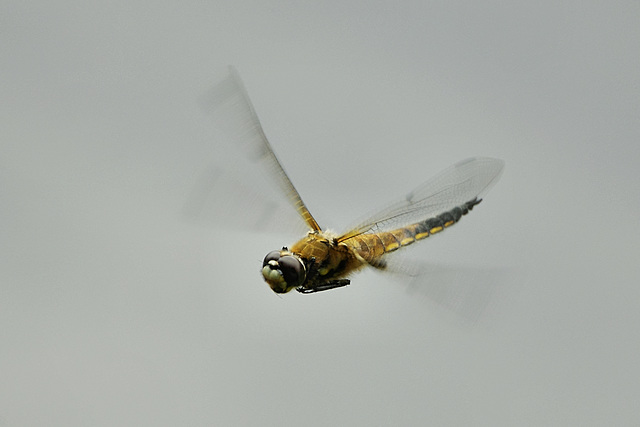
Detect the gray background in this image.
<box><xmin>2</xmin><ymin>1</ymin><xmax>639</xmax><ymax>426</ymax></box>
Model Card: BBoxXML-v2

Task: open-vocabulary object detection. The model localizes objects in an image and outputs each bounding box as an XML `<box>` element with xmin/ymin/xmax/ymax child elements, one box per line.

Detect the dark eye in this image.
<box><xmin>263</xmin><ymin>251</ymin><xmax>281</xmax><ymax>267</ymax></box>
<box><xmin>279</xmin><ymin>255</ymin><xmax>305</xmax><ymax>287</ymax></box>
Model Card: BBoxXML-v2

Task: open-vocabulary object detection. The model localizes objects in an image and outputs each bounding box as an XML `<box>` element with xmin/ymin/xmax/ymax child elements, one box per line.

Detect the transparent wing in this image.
<box><xmin>201</xmin><ymin>66</ymin><xmax>321</xmax><ymax>232</ymax></box>
<box><xmin>182</xmin><ymin>162</ymin><xmax>307</xmax><ymax>235</ymax></box>
<box><xmin>338</xmin><ymin>157</ymin><xmax>504</xmax><ymax>240</ymax></box>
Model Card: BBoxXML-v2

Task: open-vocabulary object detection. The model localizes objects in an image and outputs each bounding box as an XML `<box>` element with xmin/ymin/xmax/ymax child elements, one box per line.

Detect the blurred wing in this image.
<box><xmin>182</xmin><ymin>163</ymin><xmax>307</xmax><ymax>235</ymax></box>
<box><xmin>201</xmin><ymin>66</ymin><xmax>321</xmax><ymax>232</ymax></box>
<box><xmin>338</xmin><ymin>157</ymin><xmax>504</xmax><ymax>241</ymax></box>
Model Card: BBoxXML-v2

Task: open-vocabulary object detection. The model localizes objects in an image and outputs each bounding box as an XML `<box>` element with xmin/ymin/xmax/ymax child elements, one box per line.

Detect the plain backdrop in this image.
<box><xmin>2</xmin><ymin>1</ymin><xmax>639</xmax><ymax>426</ymax></box>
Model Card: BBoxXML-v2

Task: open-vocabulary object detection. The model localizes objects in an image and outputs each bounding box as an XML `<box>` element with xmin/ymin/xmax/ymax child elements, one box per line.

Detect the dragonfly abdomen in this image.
<box><xmin>345</xmin><ymin>198</ymin><xmax>482</xmax><ymax>264</ymax></box>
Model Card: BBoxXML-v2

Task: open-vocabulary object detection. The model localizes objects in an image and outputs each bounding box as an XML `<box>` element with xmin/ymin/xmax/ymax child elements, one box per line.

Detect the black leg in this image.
<box><xmin>297</xmin><ymin>279</ymin><xmax>350</xmax><ymax>294</ymax></box>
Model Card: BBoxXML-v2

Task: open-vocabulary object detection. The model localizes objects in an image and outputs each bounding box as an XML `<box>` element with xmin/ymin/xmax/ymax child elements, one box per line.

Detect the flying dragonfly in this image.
<box><xmin>207</xmin><ymin>67</ymin><xmax>504</xmax><ymax>294</ymax></box>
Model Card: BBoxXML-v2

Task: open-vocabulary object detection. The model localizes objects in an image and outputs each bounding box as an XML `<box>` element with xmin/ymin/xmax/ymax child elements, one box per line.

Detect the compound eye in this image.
<box><xmin>263</xmin><ymin>250</ymin><xmax>281</xmax><ymax>267</ymax></box>
<box><xmin>279</xmin><ymin>255</ymin><xmax>305</xmax><ymax>287</ymax></box>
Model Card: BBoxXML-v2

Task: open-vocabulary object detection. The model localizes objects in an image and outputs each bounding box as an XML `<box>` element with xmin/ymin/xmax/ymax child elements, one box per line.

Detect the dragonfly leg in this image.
<box><xmin>297</xmin><ymin>279</ymin><xmax>350</xmax><ymax>294</ymax></box>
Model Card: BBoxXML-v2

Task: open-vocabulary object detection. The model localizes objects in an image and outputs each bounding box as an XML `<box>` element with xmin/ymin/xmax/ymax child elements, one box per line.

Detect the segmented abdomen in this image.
<box><xmin>343</xmin><ymin>198</ymin><xmax>482</xmax><ymax>264</ymax></box>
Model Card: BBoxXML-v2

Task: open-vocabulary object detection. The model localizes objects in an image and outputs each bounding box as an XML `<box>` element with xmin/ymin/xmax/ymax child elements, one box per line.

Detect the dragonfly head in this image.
<box><xmin>261</xmin><ymin>250</ymin><xmax>306</xmax><ymax>293</ymax></box>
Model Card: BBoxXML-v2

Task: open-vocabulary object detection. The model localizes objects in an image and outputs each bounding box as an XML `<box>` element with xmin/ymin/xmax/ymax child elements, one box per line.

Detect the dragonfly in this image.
<box><xmin>207</xmin><ymin>67</ymin><xmax>504</xmax><ymax>294</ymax></box>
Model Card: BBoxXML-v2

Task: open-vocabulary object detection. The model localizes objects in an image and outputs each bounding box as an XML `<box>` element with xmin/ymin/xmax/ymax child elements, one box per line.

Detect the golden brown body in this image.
<box><xmin>287</xmin><ymin>198</ymin><xmax>481</xmax><ymax>292</ymax></box>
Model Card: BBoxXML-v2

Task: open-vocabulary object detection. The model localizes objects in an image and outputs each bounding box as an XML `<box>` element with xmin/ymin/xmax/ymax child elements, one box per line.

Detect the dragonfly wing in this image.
<box><xmin>201</xmin><ymin>66</ymin><xmax>321</xmax><ymax>232</ymax></box>
<box><xmin>339</xmin><ymin>157</ymin><xmax>504</xmax><ymax>240</ymax></box>
<box><xmin>182</xmin><ymin>163</ymin><xmax>309</xmax><ymax>236</ymax></box>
